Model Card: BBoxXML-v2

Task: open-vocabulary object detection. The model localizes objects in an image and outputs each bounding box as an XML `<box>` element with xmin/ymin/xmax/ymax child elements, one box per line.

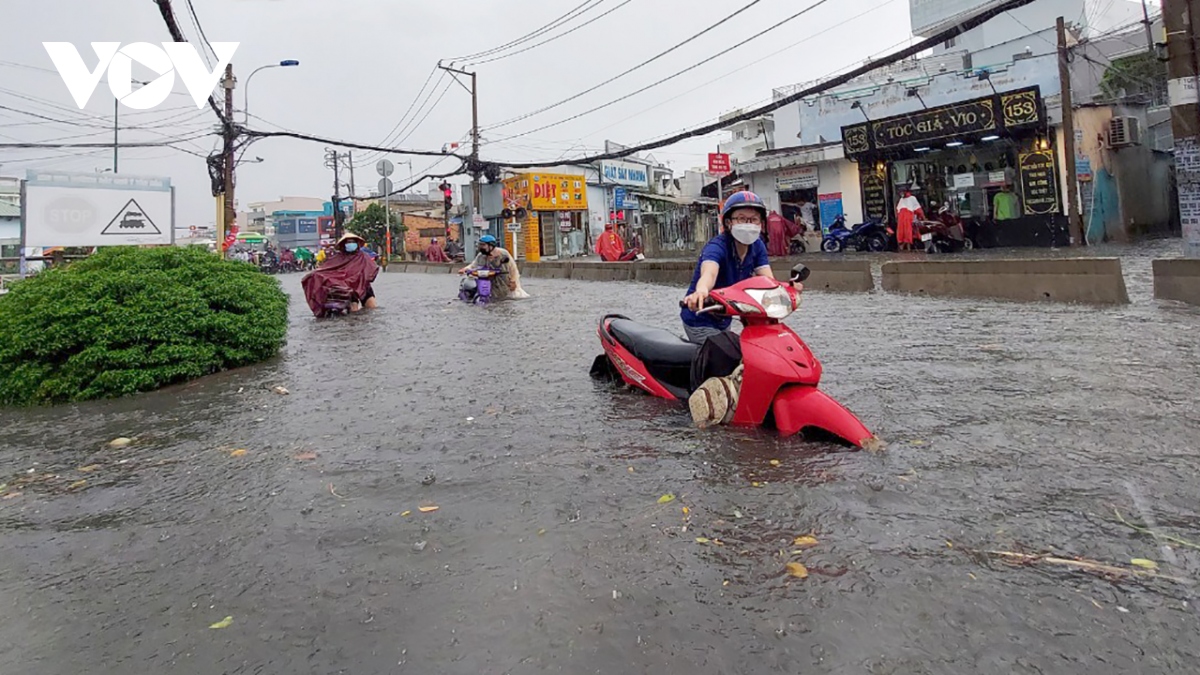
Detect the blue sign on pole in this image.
<box><xmin>613</xmin><ymin>187</ymin><xmax>626</xmax><ymax>210</ymax></box>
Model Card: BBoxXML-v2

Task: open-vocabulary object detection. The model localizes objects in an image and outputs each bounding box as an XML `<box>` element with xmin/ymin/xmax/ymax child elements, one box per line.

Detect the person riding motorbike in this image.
<box><xmin>681</xmin><ymin>190</ymin><xmax>774</xmax><ymax>344</ymax></box>
<box><xmin>458</xmin><ymin>235</ymin><xmax>529</xmax><ymax>301</ymax></box>
<box><xmin>301</xmin><ymin>232</ymin><xmax>380</xmax><ymax>316</ymax></box>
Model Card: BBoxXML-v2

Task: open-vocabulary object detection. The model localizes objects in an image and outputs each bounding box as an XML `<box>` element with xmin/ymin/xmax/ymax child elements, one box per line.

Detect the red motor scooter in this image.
<box><xmin>591</xmin><ymin>265</ymin><xmax>874</xmax><ymax>448</ymax></box>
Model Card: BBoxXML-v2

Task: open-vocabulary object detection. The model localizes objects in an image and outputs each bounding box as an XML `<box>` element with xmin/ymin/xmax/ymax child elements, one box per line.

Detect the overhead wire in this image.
<box><xmin>489</xmin><ymin>0</ymin><xmax>838</xmax><ymax>143</ymax></box>
<box><xmin>491</xmin><ymin>0</ymin><xmax>1041</xmax><ymax>168</ymax></box>
<box><xmin>353</xmin><ymin>66</ymin><xmax>440</xmax><ymax>166</ymax></box>
<box><xmin>449</xmin><ymin>0</ymin><xmax>602</xmax><ymax>64</ymax></box>
<box><xmin>466</xmin><ymin>0</ymin><xmax>636</xmax><ymax>66</ymax></box>
<box><xmin>483</xmin><ymin>0</ymin><xmax>771</xmax><ymax>131</ymax></box>
<box><xmin>184</xmin><ymin>0</ymin><xmax>219</xmax><ymax>65</ymax></box>
<box><xmin>355</xmin><ymin>70</ymin><xmax>450</xmax><ymax>166</ymax></box>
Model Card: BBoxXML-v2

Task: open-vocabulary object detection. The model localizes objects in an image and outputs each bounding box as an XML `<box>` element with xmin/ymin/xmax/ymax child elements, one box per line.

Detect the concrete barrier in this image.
<box><xmin>881</xmin><ymin>257</ymin><xmax>1130</xmax><ymax>304</ymax></box>
<box><xmin>1153</xmin><ymin>259</ymin><xmax>1200</xmax><ymax>306</ymax></box>
<box><xmin>570</xmin><ymin>262</ymin><xmax>634</xmax><ymax>282</ymax></box>
<box><xmin>770</xmin><ymin>259</ymin><xmax>874</xmax><ymax>293</ymax></box>
<box><xmin>522</xmin><ymin>261</ymin><xmax>572</xmax><ymax>279</ymax></box>
<box><xmin>633</xmin><ymin>261</ymin><xmax>693</xmax><ymax>286</ymax></box>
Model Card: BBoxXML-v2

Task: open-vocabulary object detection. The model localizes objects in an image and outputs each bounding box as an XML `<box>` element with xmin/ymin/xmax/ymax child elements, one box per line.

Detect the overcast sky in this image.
<box><xmin>0</xmin><ymin>0</ymin><xmax>1149</xmax><ymax>227</ymax></box>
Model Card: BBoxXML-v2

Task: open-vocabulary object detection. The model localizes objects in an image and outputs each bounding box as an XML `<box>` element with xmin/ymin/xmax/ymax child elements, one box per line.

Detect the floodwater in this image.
<box><xmin>2</xmin><ymin>244</ymin><xmax>1200</xmax><ymax>674</ymax></box>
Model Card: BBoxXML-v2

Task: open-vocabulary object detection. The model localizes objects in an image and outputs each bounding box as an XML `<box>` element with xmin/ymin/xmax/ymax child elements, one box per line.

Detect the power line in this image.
<box><xmin>449</xmin><ymin>0</ymin><xmax>602</xmax><ymax>64</ymax></box>
<box><xmin>490</xmin><ymin>0</ymin><xmax>837</xmax><ymax>143</ymax></box>
<box><xmin>184</xmin><ymin>0</ymin><xmax>219</xmax><ymax>65</ymax></box>
<box><xmin>241</xmin><ymin>127</ymin><xmax>466</xmax><ymax>158</ymax></box>
<box><xmin>467</xmin><ymin>0</ymin><xmax>636</xmax><ymax>67</ymax></box>
<box><xmin>152</xmin><ymin>0</ymin><xmax>226</xmax><ymax>124</ymax></box>
<box><xmin>571</xmin><ymin>0</ymin><xmax>902</xmax><ymax>143</ymax></box>
<box><xmin>353</xmin><ymin>66</ymin><xmax>439</xmax><ymax>166</ymax></box>
<box><xmin>483</xmin><ymin>0</ymin><xmax>770</xmax><ymax>131</ymax></box>
<box><xmin>355</xmin><ymin>70</ymin><xmax>450</xmax><ymax>166</ymax></box>
<box><xmin>494</xmin><ymin>0</ymin><xmax>1040</xmax><ymax>169</ymax></box>
<box><xmin>0</xmin><ymin>133</ymin><xmax>213</xmax><ymax>149</ymax></box>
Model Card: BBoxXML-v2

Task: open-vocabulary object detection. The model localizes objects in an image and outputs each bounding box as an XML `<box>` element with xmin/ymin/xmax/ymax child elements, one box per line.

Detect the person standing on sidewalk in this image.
<box><xmin>680</xmin><ymin>191</ymin><xmax>774</xmax><ymax>344</ymax></box>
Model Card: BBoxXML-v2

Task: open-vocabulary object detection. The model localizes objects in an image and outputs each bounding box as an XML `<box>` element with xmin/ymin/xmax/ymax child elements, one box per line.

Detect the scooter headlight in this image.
<box><xmin>745</xmin><ymin>286</ymin><xmax>795</xmax><ymax>319</ymax></box>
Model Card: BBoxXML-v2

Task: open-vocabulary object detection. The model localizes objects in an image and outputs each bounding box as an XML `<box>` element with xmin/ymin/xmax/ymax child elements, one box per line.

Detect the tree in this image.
<box><xmin>1099</xmin><ymin>52</ymin><xmax>1168</xmax><ymax>105</ymax></box>
<box><xmin>345</xmin><ymin>203</ymin><xmax>405</xmax><ymax>255</ymax></box>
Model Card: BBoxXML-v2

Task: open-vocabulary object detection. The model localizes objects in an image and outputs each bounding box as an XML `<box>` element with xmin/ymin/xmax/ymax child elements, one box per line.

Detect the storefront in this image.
<box><xmin>500</xmin><ymin>172</ymin><xmax>589</xmax><ymax>262</ymax></box>
<box><xmin>740</xmin><ymin>142</ymin><xmax>863</xmax><ymax>235</ymax></box>
<box><xmin>840</xmin><ymin>85</ymin><xmax>1068</xmax><ymax>247</ymax></box>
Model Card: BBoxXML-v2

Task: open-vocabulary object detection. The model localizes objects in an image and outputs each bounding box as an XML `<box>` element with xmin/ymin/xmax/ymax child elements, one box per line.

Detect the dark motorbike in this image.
<box><xmin>821</xmin><ymin>216</ymin><xmax>890</xmax><ymax>253</ymax></box>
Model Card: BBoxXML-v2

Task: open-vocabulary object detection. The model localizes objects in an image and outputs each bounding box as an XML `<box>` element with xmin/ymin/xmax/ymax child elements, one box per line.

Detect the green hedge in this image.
<box><xmin>0</xmin><ymin>246</ymin><xmax>288</xmax><ymax>406</ymax></box>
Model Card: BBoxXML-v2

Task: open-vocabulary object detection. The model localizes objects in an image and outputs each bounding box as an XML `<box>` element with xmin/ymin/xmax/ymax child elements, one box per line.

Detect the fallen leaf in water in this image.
<box><xmin>209</xmin><ymin>616</ymin><xmax>234</xmax><ymax>629</ymax></box>
<box><xmin>293</xmin><ymin>451</ymin><xmax>318</xmax><ymax>461</ymax></box>
<box><xmin>272</xmin><ymin>386</ymin><xmax>290</xmax><ymax>395</ymax></box>
<box><xmin>695</xmin><ymin>537</ymin><xmax>710</xmax><ymax>544</ymax></box>
<box><xmin>418</xmin><ymin>505</ymin><xmax>439</xmax><ymax>513</ymax></box>
<box><xmin>968</xmin><ymin>573</ymin><xmax>977</xmax><ymax>580</ymax></box>
<box><xmin>769</xmin><ymin>459</ymin><xmax>781</xmax><ymax>466</ymax></box>
<box><xmin>1131</xmin><ymin>558</ymin><xmax>1158</xmax><ymax>570</ymax></box>
<box><xmin>229</xmin><ymin>449</ymin><xmax>248</xmax><ymax>458</ymax></box>
<box><xmin>723</xmin><ymin>580</ymin><xmax>730</xmax><ymax>586</ymax></box>
<box><xmin>400</xmin><ymin>510</ymin><xmax>411</xmax><ymax>517</ymax></box>
<box><xmin>681</xmin><ymin>506</ymin><xmax>690</xmax><ymax>516</ymax></box>
<box><xmin>1</xmin><ymin>492</ymin><xmax>22</xmax><ymax>500</ymax></box>
<box><xmin>793</xmin><ymin>535</ymin><xmax>819</xmax><ymax>548</ymax></box>
<box><xmin>77</xmin><ymin>465</ymin><xmax>100</xmax><ymax>473</ymax></box>
<box><xmin>786</xmin><ymin>562</ymin><xmax>809</xmax><ymax>579</ymax></box>
<box><xmin>538</xmin><ymin>528</ymin><xmax>546</xmax><ymax>536</ymax></box>
<box><xmin>68</xmin><ymin>479</ymin><xmax>87</xmax><ymax>490</ymax></box>
<box><xmin>109</xmin><ymin>437</ymin><xmax>132</xmax><ymax>448</ymax></box>
<box><xmin>657</xmin><ymin>493</ymin><xmax>676</xmax><ymax>505</ymax></box>
<box><xmin>1117</xmin><ymin>606</ymin><xmax>1130</xmax><ymax>613</ymax></box>
<box><xmin>946</xmin><ymin>541</ymin><xmax>954</xmax><ymax>549</ymax></box>
<box><xmin>909</xmin><ymin>439</ymin><xmax>929</xmax><ymax>447</ymax></box>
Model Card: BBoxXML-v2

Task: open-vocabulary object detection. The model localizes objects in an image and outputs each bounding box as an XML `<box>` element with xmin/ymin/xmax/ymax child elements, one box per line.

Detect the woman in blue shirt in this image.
<box><xmin>681</xmin><ymin>190</ymin><xmax>775</xmax><ymax>344</ymax></box>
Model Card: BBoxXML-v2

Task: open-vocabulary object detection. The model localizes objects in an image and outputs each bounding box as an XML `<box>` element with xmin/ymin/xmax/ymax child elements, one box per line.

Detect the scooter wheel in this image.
<box><xmin>821</xmin><ymin>239</ymin><xmax>844</xmax><ymax>253</ymax></box>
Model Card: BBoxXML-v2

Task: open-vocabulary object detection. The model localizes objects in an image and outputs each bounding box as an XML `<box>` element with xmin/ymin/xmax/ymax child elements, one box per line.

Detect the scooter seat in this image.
<box><xmin>608</xmin><ymin>318</ymin><xmax>699</xmax><ymax>367</ymax></box>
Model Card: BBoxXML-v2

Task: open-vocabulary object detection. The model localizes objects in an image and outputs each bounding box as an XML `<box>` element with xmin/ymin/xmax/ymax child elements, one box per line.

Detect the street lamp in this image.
<box><xmin>243</xmin><ymin>60</ymin><xmax>300</xmax><ymax>125</ymax></box>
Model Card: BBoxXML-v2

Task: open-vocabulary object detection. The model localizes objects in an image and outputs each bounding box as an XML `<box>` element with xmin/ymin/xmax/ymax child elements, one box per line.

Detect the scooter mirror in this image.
<box><xmin>789</xmin><ymin>264</ymin><xmax>811</xmax><ymax>284</ymax></box>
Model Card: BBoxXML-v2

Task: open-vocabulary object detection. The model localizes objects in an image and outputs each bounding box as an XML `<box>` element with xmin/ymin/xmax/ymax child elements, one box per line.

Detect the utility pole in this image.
<box><xmin>1141</xmin><ymin>0</ymin><xmax>1156</xmax><ymax>52</ymax></box>
<box><xmin>221</xmin><ymin>64</ymin><xmax>237</xmax><ymax>254</ymax></box>
<box><xmin>437</xmin><ymin>64</ymin><xmax>481</xmax><ymax>218</ymax></box>
<box><xmin>1164</xmin><ymin>0</ymin><xmax>1200</xmax><ymax>257</ymax></box>
<box><xmin>113</xmin><ymin>98</ymin><xmax>119</xmax><ymax>173</ymax></box>
<box><xmin>346</xmin><ymin>151</ymin><xmax>357</xmax><ymax>213</ymax></box>
<box><xmin>325</xmin><ymin>149</ymin><xmax>344</xmax><ymax>239</ymax></box>
<box><xmin>1057</xmin><ymin>16</ymin><xmax>1083</xmax><ymax>245</ymax></box>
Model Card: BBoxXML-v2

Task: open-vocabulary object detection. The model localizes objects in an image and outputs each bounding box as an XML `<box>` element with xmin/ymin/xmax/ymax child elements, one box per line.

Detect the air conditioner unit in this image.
<box><xmin>1109</xmin><ymin>116</ymin><xmax>1141</xmax><ymax>147</ymax></box>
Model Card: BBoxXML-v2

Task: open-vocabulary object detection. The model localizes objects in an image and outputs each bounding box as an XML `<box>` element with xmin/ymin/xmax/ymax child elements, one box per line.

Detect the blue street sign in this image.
<box><xmin>613</xmin><ymin>187</ymin><xmax>626</xmax><ymax>210</ymax></box>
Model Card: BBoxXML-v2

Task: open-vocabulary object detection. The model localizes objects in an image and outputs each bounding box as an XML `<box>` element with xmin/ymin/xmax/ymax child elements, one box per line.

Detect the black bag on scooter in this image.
<box><xmin>689</xmin><ymin>331</ymin><xmax>742</xmax><ymax>393</ymax></box>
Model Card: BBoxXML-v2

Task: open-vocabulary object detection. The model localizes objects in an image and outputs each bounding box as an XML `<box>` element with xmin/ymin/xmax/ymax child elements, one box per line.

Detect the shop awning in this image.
<box><xmin>630</xmin><ymin>192</ymin><xmax>718</xmax><ymax>206</ymax></box>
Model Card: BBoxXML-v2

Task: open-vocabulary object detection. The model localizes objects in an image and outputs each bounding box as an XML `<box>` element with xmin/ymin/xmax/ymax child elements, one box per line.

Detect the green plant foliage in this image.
<box><xmin>346</xmin><ymin>203</ymin><xmax>406</xmax><ymax>253</ymax></box>
<box><xmin>0</xmin><ymin>246</ymin><xmax>288</xmax><ymax>406</ymax></box>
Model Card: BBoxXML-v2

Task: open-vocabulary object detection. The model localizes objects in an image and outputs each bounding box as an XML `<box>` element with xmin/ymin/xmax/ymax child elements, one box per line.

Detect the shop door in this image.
<box><xmin>539</xmin><ymin>212</ymin><xmax>558</xmax><ymax>258</ymax></box>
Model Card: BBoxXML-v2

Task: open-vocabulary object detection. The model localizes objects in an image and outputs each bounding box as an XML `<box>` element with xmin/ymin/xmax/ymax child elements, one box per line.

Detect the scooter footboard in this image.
<box><xmin>773</xmin><ymin>385</ymin><xmax>873</xmax><ymax>448</ymax></box>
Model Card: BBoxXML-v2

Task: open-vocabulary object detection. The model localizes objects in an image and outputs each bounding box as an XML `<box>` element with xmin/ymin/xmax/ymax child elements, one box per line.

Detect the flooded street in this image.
<box><xmin>3</xmin><ymin>249</ymin><xmax>1200</xmax><ymax>675</ymax></box>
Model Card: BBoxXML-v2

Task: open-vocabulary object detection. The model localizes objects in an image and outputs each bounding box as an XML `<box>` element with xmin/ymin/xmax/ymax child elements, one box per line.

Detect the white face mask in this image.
<box><xmin>731</xmin><ymin>224</ymin><xmax>761</xmax><ymax>245</ymax></box>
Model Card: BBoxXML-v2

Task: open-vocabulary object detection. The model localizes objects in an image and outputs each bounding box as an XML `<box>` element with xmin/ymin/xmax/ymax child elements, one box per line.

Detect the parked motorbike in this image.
<box><xmin>589</xmin><ymin>264</ymin><xmax>874</xmax><ymax>448</ymax></box>
<box><xmin>821</xmin><ymin>216</ymin><xmax>890</xmax><ymax>253</ymax></box>
<box><xmin>917</xmin><ymin>208</ymin><xmax>977</xmax><ymax>253</ymax></box>
<box><xmin>458</xmin><ymin>267</ymin><xmax>506</xmax><ymax>305</ymax></box>
<box><xmin>788</xmin><ymin>232</ymin><xmax>807</xmax><ymax>255</ymax></box>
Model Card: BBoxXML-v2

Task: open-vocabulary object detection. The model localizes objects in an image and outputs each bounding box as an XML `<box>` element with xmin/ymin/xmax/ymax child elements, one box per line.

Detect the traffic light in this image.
<box><xmin>440</xmin><ymin>182</ymin><xmax>452</xmax><ymax>211</ymax></box>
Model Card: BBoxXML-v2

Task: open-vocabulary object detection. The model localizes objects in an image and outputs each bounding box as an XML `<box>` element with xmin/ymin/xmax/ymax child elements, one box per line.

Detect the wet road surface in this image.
<box><xmin>2</xmin><ymin>243</ymin><xmax>1200</xmax><ymax>674</ymax></box>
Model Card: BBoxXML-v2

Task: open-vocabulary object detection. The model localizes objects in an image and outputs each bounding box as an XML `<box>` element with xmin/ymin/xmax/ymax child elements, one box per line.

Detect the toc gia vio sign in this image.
<box><xmin>841</xmin><ymin>87</ymin><xmax>1043</xmax><ymax>158</ymax></box>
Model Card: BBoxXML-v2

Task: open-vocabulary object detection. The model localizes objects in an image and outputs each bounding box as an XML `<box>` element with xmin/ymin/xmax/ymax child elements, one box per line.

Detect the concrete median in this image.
<box><xmin>882</xmin><ymin>258</ymin><xmax>1130</xmax><ymax>304</ymax></box>
<box><xmin>1153</xmin><ymin>259</ymin><xmax>1200</xmax><ymax>306</ymax></box>
<box><xmin>770</xmin><ymin>259</ymin><xmax>874</xmax><ymax>293</ymax></box>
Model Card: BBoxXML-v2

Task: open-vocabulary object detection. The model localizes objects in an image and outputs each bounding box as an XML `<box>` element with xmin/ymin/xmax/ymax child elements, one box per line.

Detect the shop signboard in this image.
<box><xmin>1076</xmin><ymin>155</ymin><xmax>1093</xmax><ymax>182</ymax></box>
<box><xmin>860</xmin><ymin>166</ymin><xmax>889</xmax><ymax>223</ymax></box>
<box><xmin>613</xmin><ymin>186</ymin><xmax>626</xmax><ymax>209</ymax></box>
<box><xmin>1018</xmin><ymin>149</ymin><xmax>1060</xmax><ymax>215</ymax></box>
<box><xmin>953</xmin><ymin>173</ymin><xmax>975</xmax><ymax>189</ymax></box>
<box><xmin>817</xmin><ymin>193</ymin><xmax>843</xmax><ymax>231</ymax></box>
<box><xmin>987</xmin><ymin>171</ymin><xmax>1007</xmax><ymax>185</ymax></box>
<box><xmin>600</xmin><ymin>160</ymin><xmax>650</xmax><ymax>188</ymax></box>
<box><xmin>528</xmin><ymin>173</ymin><xmax>588</xmax><ymax>210</ymax></box>
<box><xmin>775</xmin><ymin>165</ymin><xmax>819</xmax><ymax>191</ymax></box>
<box><xmin>841</xmin><ymin>87</ymin><xmax>1045</xmax><ymax>159</ymax></box>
